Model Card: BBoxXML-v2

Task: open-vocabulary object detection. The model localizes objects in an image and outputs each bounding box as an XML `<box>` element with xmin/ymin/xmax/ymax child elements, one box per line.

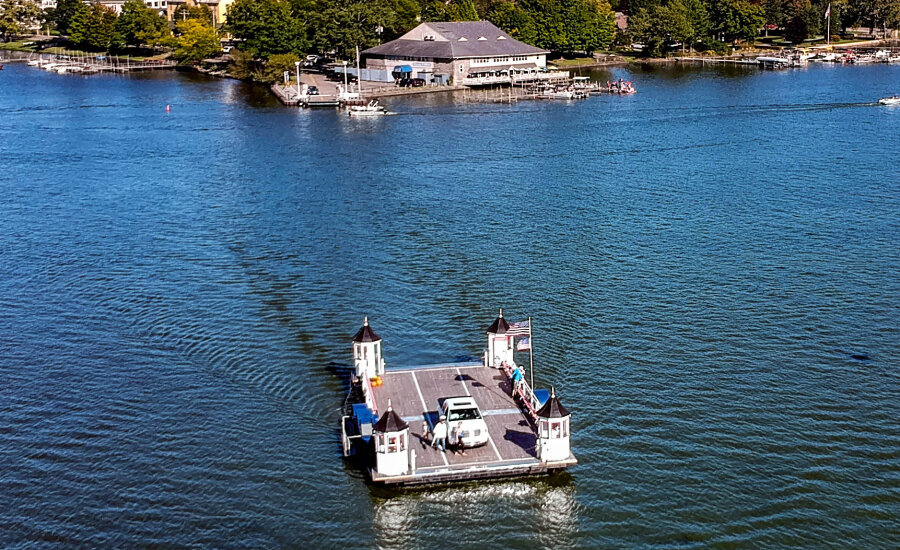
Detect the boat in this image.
<box><xmin>877</xmin><ymin>95</ymin><xmax>900</xmax><ymax>105</ymax></box>
<box><xmin>340</xmin><ymin>311</ymin><xmax>576</xmax><ymax>487</ymax></box>
<box><xmin>348</xmin><ymin>99</ymin><xmax>388</xmax><ymax>116</ymax></box>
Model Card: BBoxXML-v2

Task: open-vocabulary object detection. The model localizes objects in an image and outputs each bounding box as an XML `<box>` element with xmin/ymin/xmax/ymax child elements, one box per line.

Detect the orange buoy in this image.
<box><xmin>165</xmin><ymin>104</ymin><xmax>171</xmax><ymax>112</ymax></box>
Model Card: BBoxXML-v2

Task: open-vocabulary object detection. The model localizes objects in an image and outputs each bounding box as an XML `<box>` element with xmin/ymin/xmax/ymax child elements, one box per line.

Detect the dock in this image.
<box><xmin>341</xmin><ymin>312</ymin><xmax>576</xmax><ymax>487</ymax></box>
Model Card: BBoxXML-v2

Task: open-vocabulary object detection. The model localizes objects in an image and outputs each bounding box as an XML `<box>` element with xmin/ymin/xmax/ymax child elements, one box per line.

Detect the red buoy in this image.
<box><xmin>165</xmin><ymin>104</ymin><xmax>171</xmax><ymax>112</ymax></box>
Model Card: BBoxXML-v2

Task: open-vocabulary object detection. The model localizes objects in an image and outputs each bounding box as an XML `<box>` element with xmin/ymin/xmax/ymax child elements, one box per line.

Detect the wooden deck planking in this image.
<box><xmin>371</xmin><ymin>364</ymin><xmax>539</xmax><ymax>472</ymax></box>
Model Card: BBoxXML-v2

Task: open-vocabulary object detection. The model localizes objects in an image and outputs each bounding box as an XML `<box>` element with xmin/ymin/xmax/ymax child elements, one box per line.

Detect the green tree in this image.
<box><xmin>174</xmin><ymin>18</ymin><xmax>220</xmax><ymax>63</ymax></box>
<box><xmin>706</xmin><ymin>0</ymin><xmax>764</xmax><ymax>44</ymax></box>
<box><xmin>487</xmin><ymin>1</ymin><xmax>538</xmax><ymax>43</ymax></box>
<box><xmin>260</xmin><ymin>51</ymin><xmax>300</xmax><ymax>82</ymax></box>
<box><xmin>310</xmin><ymin>0</ymin><xmax>398</xmax><ymax>57</ymax></box>
<box><xmin>69</xmin><ymin>2</ymin><xmax>119</xmax><ymax>51</ymax></box>
<box><xmin>421</xmin><ymin>0</ymin><xmax>479</xmax><ymax>21</ymax></box>
<box><xmin>227</xmin><ymin>0</ymin><xmax>306</xmax><ymax>58</ymax></box>
<box><xmin>116</xmin><ymin>0</ymin><xmax>168</xmax><ymax>47</ymax></box>
<box><xmin>53</xmin><ymin>0</ymin><xmax>83</xmax><ymax>34</ymax></box>
<box><xmin>173</xmin><ymin>4</ymin><xmax>214</xmax><ymax>26</ymax></box>
<box><xmin>0</xmin><ymin>0</ymin><xmax>41</xmax><ymax>41</ymax></box>
<box><xmin>520</xmin><ymin>0</ymin><xmax>615</xmax><ymax>53</ymax></box>
<box><xmin>228</xmin><ymin>47</ymin><xmax>257</xmax><ymax>78</ymax></box>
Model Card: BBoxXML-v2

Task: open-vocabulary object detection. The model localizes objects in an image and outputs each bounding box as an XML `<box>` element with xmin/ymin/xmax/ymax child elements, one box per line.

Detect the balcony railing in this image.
<box><xmin>461</xmin><ymin>70</ymin><xmax>569</xmax><ymax>86</ymax></box>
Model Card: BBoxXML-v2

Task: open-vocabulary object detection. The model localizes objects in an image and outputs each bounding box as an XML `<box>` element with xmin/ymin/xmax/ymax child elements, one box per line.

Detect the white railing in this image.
<box><xmin>462</xmin><ymin>70</ymin><xmax>570</xmax><ymax>86</ymax></box>
<box><xmin>363</xmin><ymin>375</ymin><xmax>378</xmax><ymax>413</ymax></box>
<box><xmin>501</xmin><ymin>362</ymin><xmax>539</xmax><ymax>420</ymax></box>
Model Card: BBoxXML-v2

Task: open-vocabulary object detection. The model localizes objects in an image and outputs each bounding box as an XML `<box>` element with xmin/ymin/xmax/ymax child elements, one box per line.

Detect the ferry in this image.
<box><xmin>340</xmin><ymin>310</ymin><xmax>576</xmax><ymax>487</ymax></box>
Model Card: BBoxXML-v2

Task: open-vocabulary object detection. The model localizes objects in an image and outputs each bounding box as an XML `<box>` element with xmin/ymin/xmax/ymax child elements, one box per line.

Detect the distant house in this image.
<box><xmin>361</xmin><ymin>21</ymin><xmax>551</xmax><ymax>85</ymax></box>
<box><xmin>96</xmin><ymin>0</ymin><xmax>167</xmax><ymax>17</ymax></box>
<box><xmin>165</xmin><ymin>0</ymin><xmax>234</xmax><ymax>27</ymax></box>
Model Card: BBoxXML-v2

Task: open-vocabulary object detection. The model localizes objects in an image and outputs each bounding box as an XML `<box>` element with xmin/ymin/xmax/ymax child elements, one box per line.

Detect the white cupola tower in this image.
<box><xmin>352</xmin><ymin>316</ymin><xmax>384</xmax><ymax>379</ymax></box>
<box><xmin>536</xmin><ymin>388</ymin><xmax>572</xmax><ymax>463</ymax></box>
<box><xmin>372</xmin><ymin>400</ymin><xmax>410</xmax><ymax>477</ymax></box>
<box><xmin>485</xmin><ymin>308</ymin><xmax>513</xmax><ymax>368</ymax></box>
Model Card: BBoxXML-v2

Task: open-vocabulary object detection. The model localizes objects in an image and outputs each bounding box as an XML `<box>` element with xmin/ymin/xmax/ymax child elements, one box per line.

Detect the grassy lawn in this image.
<box><xmin>551</xmin><ymin>57</ymin><xmax>597</xmax><ymax>67</ymax></box>
<box><xmin>0</xmin><ymin>41</ymin><xmax>38</xmax><ymax>52</ymax></box>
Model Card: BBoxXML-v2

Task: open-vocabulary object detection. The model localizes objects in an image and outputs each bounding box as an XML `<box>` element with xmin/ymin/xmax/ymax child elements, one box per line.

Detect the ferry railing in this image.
<box><xmin>363</xmin><ymin>374</ymin><xmax>378</xmax><ymax>414</ymax></box>
<box><xmin>501</xmin><ymin>362</ymin><xmax>539</xmax><ymax>421</ymax></box>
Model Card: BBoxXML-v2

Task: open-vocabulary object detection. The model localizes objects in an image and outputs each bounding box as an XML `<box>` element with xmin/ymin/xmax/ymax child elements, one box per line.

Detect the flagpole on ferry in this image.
<box><xmin>528</xmin><ymin>316</ymin><xmax>534</xmax><ymax>394</ymax></box>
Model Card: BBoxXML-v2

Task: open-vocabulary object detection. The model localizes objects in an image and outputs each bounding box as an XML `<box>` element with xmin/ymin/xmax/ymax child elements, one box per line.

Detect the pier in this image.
<box><xmin>341</xmin><ymin>312</ymin><xmax>576</xmax><ymax>487</ymax></box>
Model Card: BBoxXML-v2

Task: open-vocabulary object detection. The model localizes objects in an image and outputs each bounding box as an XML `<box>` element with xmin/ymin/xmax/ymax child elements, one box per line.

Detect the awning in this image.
<box><xmin>392</xmin><ymin>65</ymin><xmax>413</xmax><ymax>73</ymax></box>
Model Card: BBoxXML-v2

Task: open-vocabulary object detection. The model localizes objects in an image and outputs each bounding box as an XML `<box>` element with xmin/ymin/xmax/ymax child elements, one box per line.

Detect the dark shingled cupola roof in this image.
<box><xmin>536</xmin><ymin>388</ymin><xmax>570</xmax><ymax>418</ymax></box>
<box><xmin>352</xmin><ymin>316</ymin><xmax>381</xmax><ymax>343</ymax></box>
<box><xmin>373</xmin><ymin>400</ymin><xmax>408</xmax><ymax>432</ymax></box>
<box><xmin>486</xmin><ymin>308</ymin><xmax>510</xmax><ymax>334</ymax></box>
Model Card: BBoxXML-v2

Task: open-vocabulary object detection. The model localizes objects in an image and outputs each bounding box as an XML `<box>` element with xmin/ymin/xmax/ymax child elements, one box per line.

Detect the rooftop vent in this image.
<box><xmin>498</xmin><ymin>36</ymin><xmax>506</xmax><ymax>40</ymax></box>
<box><xmin>458</xmin><ymin>37</ymin><xmax>467</xmax><ymax>41</ymax></box>
<box><xmin>478</xmin><ymin>36</ymin><xmax>487</xmax><ymax>41</ymax></box>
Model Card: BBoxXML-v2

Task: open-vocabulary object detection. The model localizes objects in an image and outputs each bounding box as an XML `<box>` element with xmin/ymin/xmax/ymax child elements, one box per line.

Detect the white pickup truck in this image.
<box><xmin>440</xmin><ymin>396</ymin><xmax>489</xmax><ymax>448</ymax></box>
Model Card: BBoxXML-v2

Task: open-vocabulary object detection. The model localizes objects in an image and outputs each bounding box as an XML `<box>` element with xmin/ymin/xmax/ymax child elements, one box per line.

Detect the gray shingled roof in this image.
<box><xmin>363</xmin><ymin>21</ymin><xmax>548</xmax><ymax>60</ymax></box>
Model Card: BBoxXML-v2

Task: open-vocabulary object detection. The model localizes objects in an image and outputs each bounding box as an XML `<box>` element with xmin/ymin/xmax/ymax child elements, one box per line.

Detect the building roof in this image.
<box><xmin>363</xmin><ymin>21</ymin><xmax>548</xmax><ymax>60</ymax></box>
<box><xmin>536</xmin><ymin>388</ymin><xmax>570</xmax><ymax>419</ymax></box>
<box><xmin>486</xmin><ymin>309</ymin><xmax>510</xmax><ymax>334</ymax></box>
<box><xmin>373</xmin><ymin>401</ymin><xmax>409</xmax><ymax>433</ymax></box>
<box><xmin>352</xmin><ymin>317</ymin><xmax>381</xmax><ymax>342</ymax></box>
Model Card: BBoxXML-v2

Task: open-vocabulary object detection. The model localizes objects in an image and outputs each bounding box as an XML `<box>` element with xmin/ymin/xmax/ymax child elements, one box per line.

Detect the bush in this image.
<box><xmin>260</xmin><ymin>52</ymin><xmax>299</xmax><ymax>84</ymax></box>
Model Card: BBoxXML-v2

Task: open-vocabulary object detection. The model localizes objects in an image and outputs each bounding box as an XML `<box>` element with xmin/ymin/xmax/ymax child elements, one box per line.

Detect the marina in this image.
<box><xmin>24</xmin><ymin>52</ymin><xmax>176</xmax><ymax>74</ymax></box>
<box><xmin>341</xmin><ymin>312</ymin><xmax>576</xmax><ymax>487</ymax></box>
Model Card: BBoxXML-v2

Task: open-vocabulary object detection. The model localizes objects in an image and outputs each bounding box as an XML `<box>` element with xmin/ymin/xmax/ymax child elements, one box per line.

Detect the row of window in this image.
<box><xmin>385</xmin><ymin>55</ymin><xmax>431</xmax><ymax>62</ymax></box>
<box><xmin>355</xmin><ymin>342</ymin><xmax>381</xmax><ymax>360</ymax></box>
<box><xmin>376</xmin><ymin>433</ymin><xmax>406</xmax><ymax>453</ymax></box>
<box><xmin>472</xmin><ymin>56</ymin><xmax>533</xmax><ymax>65</ymax></box>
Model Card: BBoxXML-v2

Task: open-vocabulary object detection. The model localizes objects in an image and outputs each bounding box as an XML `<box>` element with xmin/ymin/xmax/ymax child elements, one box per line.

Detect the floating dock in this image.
<box><xmin>341</xmin><ymin>311</ymin><xmax>576</xmax><ymax>487</ymax></box>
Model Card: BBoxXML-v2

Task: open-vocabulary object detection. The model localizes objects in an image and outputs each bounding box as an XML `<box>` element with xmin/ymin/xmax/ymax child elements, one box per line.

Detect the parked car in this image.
<box><xmin>439</xmin><ymin>396</ymin><xmax>489</xmax><ymax>448</ymax></box>
<box><xmin>308</xmin><ymin>86</ymin><xmax>319</xmax><ymax>96</ymax></box>
<box><xmin>410</xmin><ymin>78</ymin><xmax>426</xmax><ymax>87</ymax></box>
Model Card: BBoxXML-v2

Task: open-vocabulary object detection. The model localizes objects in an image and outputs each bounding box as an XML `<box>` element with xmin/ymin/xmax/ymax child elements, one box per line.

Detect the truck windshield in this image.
<box><xmin>448</xmin><ymin>407</ymin><xmax>482</xmax><ymax>421</ymax></box>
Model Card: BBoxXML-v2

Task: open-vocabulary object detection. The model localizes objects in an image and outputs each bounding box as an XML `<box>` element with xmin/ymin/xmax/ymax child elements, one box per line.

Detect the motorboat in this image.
<box><xmin>348</xmin><ymin>99</ymin><xmax>388</xmax><ymax>116</ymax></box>
<box><xmin>877</xmin><ymin>95</ymin><xmax>900</xmax><ymax>106</ymax></box>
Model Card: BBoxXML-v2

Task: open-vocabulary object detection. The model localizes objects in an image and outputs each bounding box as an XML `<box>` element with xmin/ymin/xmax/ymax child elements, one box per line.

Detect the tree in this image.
<box><xmin>519</xmin><ymin>0</ymin><xmax>616</xmax><ymax>53</ymax></box>
<box><xmin>0</xmin><ymin>0</ymin><xmax>41</xmax><ymax>41</ymax></box>
<box><xmin>310</xmin><ymin>0</ymin><xmax>398</xmax><ymax>58</ymax></box>
<box><xmin>173</xmin><ymin>4</ymin><xmax>214</xmax><ymax>26</ymax></box>
<box><xmin>487</xmin><ymin>1</ymin><xmax>538</xmax><ymax>43</ymax></box>
<box><xmin>706</xmin><ymin>0</ymin><xmax>765</xmax><ymax>44</ymax></box>
<box><xmin>174</xmin><ymin>18</ymin><xmax>220</xmax><ymax>63</ymax></box>
<box><xmin>421</xmin><ymin>0</ymin><xmax>479</xmax><ymax>21</ymax></box>
<box><xmin>69</xmin><ymin>2</ymin><xmax>119</xmax><ymax>51</ymax></box>
<box><xmin>53</xmin><ymin>0</ymin><xmax>83</xmax><ymax>34</ymax></box>
<box><xmin>116</xmin><ymin>0</ymin><xmax>168</xmax><ymax>47</ymax></box>
<box><xmin>260</xmin><ymin>51</ymin><xmax>300</xmax><ymax>82</ymax></box>
<box><xmin>227</xmin><ymin>0</ymin><xmax>306</xmax><ymax>58</ymax></box>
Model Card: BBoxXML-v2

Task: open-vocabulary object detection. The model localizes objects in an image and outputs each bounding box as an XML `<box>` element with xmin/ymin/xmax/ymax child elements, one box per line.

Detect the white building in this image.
<box><xmin>361</xmin><ymin>21</ymin><xmax>556</xmax><ymax>86</ymax></box>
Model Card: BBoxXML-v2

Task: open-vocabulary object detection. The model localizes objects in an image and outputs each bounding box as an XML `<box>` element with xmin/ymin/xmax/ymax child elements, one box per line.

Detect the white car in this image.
<box><xmin>440</xmin><ymin>396</ymin><xmax>489</xmax><ymax>448</ymax></box>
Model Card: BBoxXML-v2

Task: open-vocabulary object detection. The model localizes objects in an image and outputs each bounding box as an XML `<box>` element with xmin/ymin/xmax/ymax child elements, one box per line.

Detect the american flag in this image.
<box><xmin>516</xmin><ymin>337</ymin><xmax>531</xmax><ymax>351</ymax></box>
<box><xmin>825</xmin><ymin>3</ymin><xmax>830</xmax><ymax>18</ymax></box>
<box><xmin>506</xmin><ymin>320</ymin><xmax>530</xmax><ymax>336</ymax></box>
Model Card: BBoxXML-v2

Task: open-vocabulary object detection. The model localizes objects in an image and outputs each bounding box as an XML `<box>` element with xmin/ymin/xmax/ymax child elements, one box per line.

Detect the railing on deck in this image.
<box><xmin>363</xmin><ymin>375</ymin><xmax>378</xmax><ymax>414</ymax></box>
<box><xmin>462</xmin><ymin>70</ymin><xmax>570</xmax><ymax>86</ymax></box>
<box><xmin>501</xmin><ymin>362</ymin><xmax>539</xmax><ymax>421</ymax></box>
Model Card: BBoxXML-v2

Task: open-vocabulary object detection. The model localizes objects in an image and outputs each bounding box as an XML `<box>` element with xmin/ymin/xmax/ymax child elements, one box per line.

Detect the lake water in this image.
<box><xmin>1</xmin><ymin>60</ymin><xmax>898</xmax><ymax>548</ymax></box>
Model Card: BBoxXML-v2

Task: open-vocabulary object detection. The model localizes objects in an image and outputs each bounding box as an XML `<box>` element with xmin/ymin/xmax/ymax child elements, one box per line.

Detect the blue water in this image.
<box><xmin>1</xmin><ymin>60</ymin><xmax>898</xmax><ymax>548</ymax></box>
